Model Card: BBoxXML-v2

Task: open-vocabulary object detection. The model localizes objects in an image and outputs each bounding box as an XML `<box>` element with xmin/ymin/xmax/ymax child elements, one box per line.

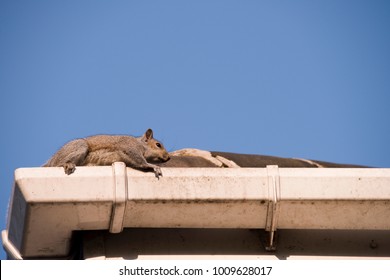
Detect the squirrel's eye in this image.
<box><xmin>156</xmin><ymin>143</ymin><xmax>162</xmax><ymax>148</ymax></box>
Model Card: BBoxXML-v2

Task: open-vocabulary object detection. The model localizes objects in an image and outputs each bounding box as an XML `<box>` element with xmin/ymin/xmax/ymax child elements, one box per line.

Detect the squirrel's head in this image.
<box><xmin>141</xmin><ymin>128</ymin><xmax>170</xmax><ymax>163</ymax></box>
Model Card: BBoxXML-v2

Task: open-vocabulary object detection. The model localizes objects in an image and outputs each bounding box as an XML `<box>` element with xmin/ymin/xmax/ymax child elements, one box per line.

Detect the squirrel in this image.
<box><xmin>43</xmin><ymin>128</ymin><xmax>170</xmax><ymax>178</ymax></box>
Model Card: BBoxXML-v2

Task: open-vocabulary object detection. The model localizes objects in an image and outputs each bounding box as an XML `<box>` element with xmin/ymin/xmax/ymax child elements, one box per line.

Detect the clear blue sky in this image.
<box><xmin>1</xmin><ymin>0</ymin><xmax>389</xmax><ymax>259</ymax></box>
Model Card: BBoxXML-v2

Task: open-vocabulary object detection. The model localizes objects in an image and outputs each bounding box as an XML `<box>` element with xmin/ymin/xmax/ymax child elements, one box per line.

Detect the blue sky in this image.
<box><xmin>0</xmin><ymin>0</ymin><xmax>389</xmax><ymax>259</ymax></box>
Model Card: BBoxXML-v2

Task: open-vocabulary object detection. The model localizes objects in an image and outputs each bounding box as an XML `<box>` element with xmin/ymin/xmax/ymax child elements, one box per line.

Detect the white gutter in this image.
<box><xmin>2</xmin><ymin>162</ymin><xmax>390</xmax><ymax>258</ymax></box>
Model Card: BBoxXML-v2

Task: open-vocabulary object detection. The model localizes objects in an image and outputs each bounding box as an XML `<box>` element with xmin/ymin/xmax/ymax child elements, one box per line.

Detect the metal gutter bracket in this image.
<box><xmin>265</xmin><ymin>165</ymin><xmax>281</xmax><ymax>251</ymax></box>
<box><xmin>109</xmin><ymin>162</ymin><xmax>128</xmax><ymax>233</ymax></box>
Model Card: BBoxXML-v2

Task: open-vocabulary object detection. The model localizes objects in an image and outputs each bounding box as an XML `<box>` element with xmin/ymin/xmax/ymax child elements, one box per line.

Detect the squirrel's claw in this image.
<box><xmin>153</xmin><ymin>166</ymin><xmax>163</xmax><ymax>179</ymax></box>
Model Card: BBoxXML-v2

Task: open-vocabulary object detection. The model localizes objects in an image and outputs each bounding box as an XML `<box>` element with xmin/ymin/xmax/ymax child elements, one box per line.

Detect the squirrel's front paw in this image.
<box><xmin>63</xmin><ymin>162</ymin><xmax>76</xmax><ymax>175</ymax></box>
<box><xmin>153</xmin><ymin>166</ymin><xmax>163</xmax><ymax>179</ymax></box>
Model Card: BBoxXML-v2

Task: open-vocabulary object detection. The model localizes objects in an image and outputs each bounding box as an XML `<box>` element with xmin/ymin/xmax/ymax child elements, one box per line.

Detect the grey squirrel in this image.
<box><xmin>44</xmin><ymin>128</ymin><xmax>170</xmax><ymax>178</ymax></box>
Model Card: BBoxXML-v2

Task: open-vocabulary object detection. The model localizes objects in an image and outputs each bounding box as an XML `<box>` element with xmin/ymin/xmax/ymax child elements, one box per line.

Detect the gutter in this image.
<box><xmin>2</xmin><ymin>162</ymin><xmax>390</xmax><ymax>258</ymax></box>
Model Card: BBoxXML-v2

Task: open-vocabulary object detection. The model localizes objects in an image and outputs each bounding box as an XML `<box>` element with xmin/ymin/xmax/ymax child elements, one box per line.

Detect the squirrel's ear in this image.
<box><xmin>143</xmin><ymin>128</ymin><xmax>154</xmax><ymax>141</ymax></box>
